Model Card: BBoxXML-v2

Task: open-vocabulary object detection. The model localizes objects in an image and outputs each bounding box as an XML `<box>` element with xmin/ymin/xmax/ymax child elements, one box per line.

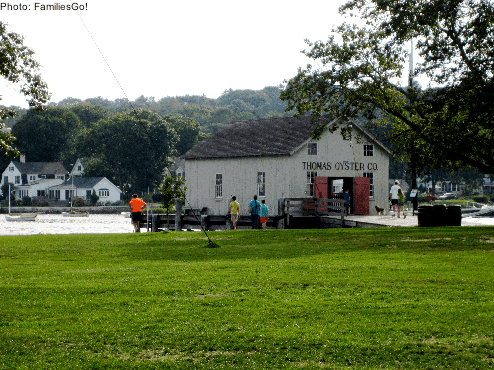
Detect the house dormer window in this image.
<box><xmin>9</xmin><ymin>167</ymin><xmax>14</xmax><ymax>171</ymax></box>
<box><xmin>308</xmin><ymin>143</ymin><xmax>317</xmax><ymax>155</ymax></box>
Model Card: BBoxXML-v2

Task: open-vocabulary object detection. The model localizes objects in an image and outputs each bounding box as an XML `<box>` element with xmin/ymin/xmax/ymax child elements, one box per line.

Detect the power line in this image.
<box><xmin>74</xmin><ymin>10</ymin><xmax>218</xmax><ymax>246</ymax></box>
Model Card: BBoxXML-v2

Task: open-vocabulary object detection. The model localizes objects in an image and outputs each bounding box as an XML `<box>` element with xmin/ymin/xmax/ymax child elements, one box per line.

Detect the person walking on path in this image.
<box><xmin>389</xmin><ymin>180</ymin><xmax>401</xmax><ymax>216</ymax></box>
<box><xmin>129</xmin><ymin>194</ymin><xmax>146</xmax><ymax>232</ymax></box>
<box><xmin>229</xmin><ymin>196</ymin><xmax>240</xmax><ymax>230</ymax></box>
<box><xmin>248</xmin><ymin>195</ymin><xmax>261</xmax><ymax>229</ymax></box>
<box><xmin>260</xmin><ymin>199</ymin><xmax>269</xmax><ymax>230</ymax></box>
<box><xmin>397</xmin><ymin>188</ymin><xmax>405</xmax><ymax>218</ymax></box>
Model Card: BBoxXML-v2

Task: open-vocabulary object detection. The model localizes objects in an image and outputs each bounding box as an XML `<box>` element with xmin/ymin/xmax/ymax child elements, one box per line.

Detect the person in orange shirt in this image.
<box><xmin>129</xmin><ymin>194</ymin><xmax>146</xmax><ymax>233</ymax></box>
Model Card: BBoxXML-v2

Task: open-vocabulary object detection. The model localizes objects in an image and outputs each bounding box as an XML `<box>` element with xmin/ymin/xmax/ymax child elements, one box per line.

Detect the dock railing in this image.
<box><xmin>278</xmin><ymin>197</ymin><xmax>346</xmax><ymax>229</ymax></box>
<box><xmin>141</xmin><ymin>197</ymin><xmax>347</xmax><ymax>232</ymax></box>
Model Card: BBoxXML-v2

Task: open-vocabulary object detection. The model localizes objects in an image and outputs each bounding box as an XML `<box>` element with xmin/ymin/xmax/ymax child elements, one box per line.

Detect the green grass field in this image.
<box><xmin>1</xmin><ymin>227</ymin><xmax>493</xmax><ymax>369</ymax></box>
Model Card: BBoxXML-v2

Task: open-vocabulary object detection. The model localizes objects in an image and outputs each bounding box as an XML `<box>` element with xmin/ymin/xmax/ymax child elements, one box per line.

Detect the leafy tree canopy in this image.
<box><xmin>11</xmin><ymin>107</ymin><xmax>82</xmax><ymax>163</ymax></box>
<box><xmin>0</xmin><ymin>21</ymin><xmax>50</xmax><ymax>158</ymax></box>
<box><xmin>69</xmin><ymin>104</ymin><xmax>110</xmax><ymax>128</ymax></box>
<box><xmin>280</xmin><ymin>0</ymin><xmax>494</xmax><ymax>174</ymax></box>
<box><xmin>76</xmin><ymin>109</ymin><xmax>179</xmax><ymax>193</ymax></box>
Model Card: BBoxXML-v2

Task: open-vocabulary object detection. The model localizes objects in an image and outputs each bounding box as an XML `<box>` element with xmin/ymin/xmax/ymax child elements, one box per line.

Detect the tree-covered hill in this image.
<box><xmin>46</xmin><ymin>85</ymin><xmax>292</xmax><ymax>134</ymax></box>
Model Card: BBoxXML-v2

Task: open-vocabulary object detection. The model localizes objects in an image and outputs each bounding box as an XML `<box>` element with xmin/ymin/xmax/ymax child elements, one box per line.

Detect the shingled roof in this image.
<box><xmin>50</xmin><ymin>177</ymin><xmax>107</xmax><ymax>189</ymax></box>
<box><xmin>14</xmin><ymin>161</ymin><xmax>68</xmax><ymax>175</ymax></box>
<box><xmin>181</xmin><ymin>115</ymin><xmax>336</xmax><ymax>160</ymax></box>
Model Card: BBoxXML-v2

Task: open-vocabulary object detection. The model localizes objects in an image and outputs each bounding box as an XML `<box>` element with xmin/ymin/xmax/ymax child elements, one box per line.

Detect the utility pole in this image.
<box><xmin>408</xmin><ymin>39</ymin><xmax>418</xmax><ymax>215</ymax></box>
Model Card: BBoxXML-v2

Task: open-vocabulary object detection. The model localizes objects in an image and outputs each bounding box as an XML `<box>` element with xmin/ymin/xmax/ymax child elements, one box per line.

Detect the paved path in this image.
<box><xmin>346</xmin><ymin>211</ymin><xmax>484</xmax><ymax>227</ymax></box>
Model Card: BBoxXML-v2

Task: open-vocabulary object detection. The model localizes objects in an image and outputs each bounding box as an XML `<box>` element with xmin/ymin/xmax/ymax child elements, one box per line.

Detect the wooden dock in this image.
<box><xmin>139</xmin><ymin>197</ymin><xmax>354</xmax><ymax>232</ymax></box>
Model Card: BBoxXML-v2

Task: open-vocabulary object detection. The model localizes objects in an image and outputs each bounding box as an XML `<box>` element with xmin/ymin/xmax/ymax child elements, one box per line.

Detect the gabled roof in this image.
<box><xmin>181</xmin><ymin>116</ymin><xmax>334</xmax><ymax>160</ymax></box>
<box><xmin>72</xmin><ymin>158</ymin><xmax>88</xmax><ymax>169</ymax></box>
<box><xmin>49</xmin><ymin>177</ymin><xmax>106</xmax><ymax>189</ymax></box>
<box><xmin>181</xmin><ymin>115</ymin><xmax>391</xmax><ymax>160</ymax></box>
<box><xmin>50</xmin><ymin>176</ymin><xmax>122</xmax><ymax>192</ymax></box>
<box><xmin>13</xmin><ymin>161</ymin><xmax>68</xmax><ymax>175</ymax></box>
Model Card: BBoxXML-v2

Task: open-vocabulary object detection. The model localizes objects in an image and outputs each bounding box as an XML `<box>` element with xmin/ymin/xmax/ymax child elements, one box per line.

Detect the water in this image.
<box><xmin>0</xmin><ymin>214</ymin><xmax>148</xmax><ymax>236</ymax></box>
<box><xmin>0</xmin><ymin>214</ymin><xmax>491</xmax><ymax>236</ymax></box>
<box><xmin>462</xmin><ymin>217</ymin><xmax>494</xmax><ymax>226</ymax></box>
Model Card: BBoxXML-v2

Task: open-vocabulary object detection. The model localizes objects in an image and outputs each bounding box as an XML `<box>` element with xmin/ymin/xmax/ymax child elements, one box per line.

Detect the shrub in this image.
<box><xmin>472</xmin><ymin>195</ymin><xmax>489</xmax><ymax>203</ymax></box>
<box><xmin>73</xmin><ymin>197</ymin><xmax>86</xmax><ymax>207</ymax></box>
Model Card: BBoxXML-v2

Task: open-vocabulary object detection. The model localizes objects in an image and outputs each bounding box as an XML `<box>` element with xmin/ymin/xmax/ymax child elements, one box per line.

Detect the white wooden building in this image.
<box><xmin>0</xmin><ymin>156</ymin><xmax>68</xmax><ymax>197</ymax></box>
<box><xmin>1</xmin><ymin>156</ymin><xmax>121</xmax><ymax>204</ymax></box>
<box><xmin>181</xmin><ymin>116</ymin><xmax>391</xmax><ymax>216</ymax></box>
<box><xmin>48</xmin><ymin>176</ymin><xmax>122</xmax><ymax>204</ymax></box>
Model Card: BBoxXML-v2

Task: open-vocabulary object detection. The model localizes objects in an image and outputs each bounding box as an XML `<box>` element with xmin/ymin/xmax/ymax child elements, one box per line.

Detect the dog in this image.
<box><xmin>375</xmin><ymin>205</ymin><xmax>385</xmax><ymax>216</ymax></box>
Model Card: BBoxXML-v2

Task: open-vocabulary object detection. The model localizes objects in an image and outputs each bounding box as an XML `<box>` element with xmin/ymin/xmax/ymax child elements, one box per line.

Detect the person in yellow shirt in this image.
<box><xmin>129</xmin><ymin>194</ymin><xmax>146</xmax><ymax>233</ymax></box>
<box><xmin>229</xmin><ymin>196</ymin><xmax>240</xmax><ymax>230</ymax></box>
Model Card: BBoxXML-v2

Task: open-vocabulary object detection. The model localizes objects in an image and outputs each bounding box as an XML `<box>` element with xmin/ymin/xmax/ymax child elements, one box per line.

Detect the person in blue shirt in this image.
<box><xmin>343</xmin><ymin>189</ymin><xmax>351</xmax><ymax>215</ymax></box>
<box><xmin>260</xmin><ymin>199</ymin><xmax>269</xmax><ymax>230</ymax></box>
<box><xmin>248</xmin><ymin>195</ymin><xmax>261</xmax><ymax>229</ymax></box>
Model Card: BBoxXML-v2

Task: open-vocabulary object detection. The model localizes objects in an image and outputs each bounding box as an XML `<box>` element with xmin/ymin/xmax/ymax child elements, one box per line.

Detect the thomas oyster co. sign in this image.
<box><xmin>302</xmin><ymin>161</ymin><xmax>379</xmax><ymax>171</ymax></box>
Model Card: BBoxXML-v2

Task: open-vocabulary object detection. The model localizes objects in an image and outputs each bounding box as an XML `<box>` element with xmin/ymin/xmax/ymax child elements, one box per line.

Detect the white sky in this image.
<box><xmin>0</xmin><ymin>0</ymin><xmax>354</xmax><ymax>108</ymax></box>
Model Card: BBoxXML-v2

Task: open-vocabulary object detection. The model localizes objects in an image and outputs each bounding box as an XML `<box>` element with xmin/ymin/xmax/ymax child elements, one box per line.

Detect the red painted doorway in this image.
<box><xmin>353</xmin><ymin>177</ymin><xmax>370</xmax><ymax>215</ymax></box>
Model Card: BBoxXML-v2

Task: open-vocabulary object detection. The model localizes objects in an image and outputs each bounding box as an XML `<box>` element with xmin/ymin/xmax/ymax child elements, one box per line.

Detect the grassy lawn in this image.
<box><xmin>0</xmin><ymin>227</ymin><xmax>493</xmax><ymax>369</ymax></box>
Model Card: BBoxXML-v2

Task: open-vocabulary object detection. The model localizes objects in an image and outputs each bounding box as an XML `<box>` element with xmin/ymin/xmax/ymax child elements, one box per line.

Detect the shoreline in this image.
<box><xmin>0</xmin><ymin>205</ymin><xmax>129</xmax><ymax>214</ymax></box>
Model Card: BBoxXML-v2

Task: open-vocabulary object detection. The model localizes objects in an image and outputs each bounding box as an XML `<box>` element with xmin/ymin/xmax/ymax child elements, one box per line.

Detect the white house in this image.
<box><xmin>181</xmin><ymin>116</ymin><xmax>391</xmax><ymax>216</ymax></box>
<box><xmin>1</xmin><ymin>155</ymin><xmax>68</xmax><ymax>197</ymax></box>
<box><xmin>1</xmin><ymin>156</ymin><xmax>121</xmax><ymax>204</ymax></box>
<box><xmin>48</xmin><ymin>176</ymin><xmax>122</xmax><ymax>204</ymax></box>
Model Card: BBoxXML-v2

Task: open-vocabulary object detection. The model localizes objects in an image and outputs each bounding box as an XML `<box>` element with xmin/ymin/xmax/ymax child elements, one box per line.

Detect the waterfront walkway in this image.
<box><xmin>346</xmin><ymin>211</ymin><xmax>485</xmax><ymax>228</ymax></box>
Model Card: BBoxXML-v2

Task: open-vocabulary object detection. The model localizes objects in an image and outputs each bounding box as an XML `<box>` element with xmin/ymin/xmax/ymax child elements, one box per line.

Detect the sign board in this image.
<box><xmin>410</xmin><ymin>189</ymin><xmax>418</xmax><ymax>198</ymax></box>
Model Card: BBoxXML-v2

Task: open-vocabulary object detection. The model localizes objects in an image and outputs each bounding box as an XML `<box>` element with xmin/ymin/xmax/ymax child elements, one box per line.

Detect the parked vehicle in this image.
<box><xmin>439</xmin><ymin>193</ymin><xmax>456</xmax><ymax>200</ymax></box>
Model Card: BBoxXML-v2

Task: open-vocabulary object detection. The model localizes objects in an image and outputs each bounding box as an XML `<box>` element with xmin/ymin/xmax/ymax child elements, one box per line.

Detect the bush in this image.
<box><xmin>472</xmin><ymin>195</ymin><xmax>489</xmax><ymax>204</ymax></box>
<box><xmin>90</xmin><ymin>190</ymin><xmax>99</xmax><ymax>206</ymax></box>
<box><xmin>73</xmin><ymin>198</ymin><xmax>87</xmax><ymax>207</ymax></box>
<box><xmin>21</xmin><ymin>196</ymin><xmax>32</xmax><ymax>206</ymax></box>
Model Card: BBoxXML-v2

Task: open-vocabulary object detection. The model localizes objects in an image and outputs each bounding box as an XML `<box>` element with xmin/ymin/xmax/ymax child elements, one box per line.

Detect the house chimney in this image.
<box><xmin>20</xmin><ymin>154</ymin><xmax>26</xmax><ymax>163</ymax></box>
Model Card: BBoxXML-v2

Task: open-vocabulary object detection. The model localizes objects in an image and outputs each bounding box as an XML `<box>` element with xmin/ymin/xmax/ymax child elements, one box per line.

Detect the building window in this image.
<box><xmin>363</xmin><ymin>172</ymin><xmax>374</xmax><ymax>197</ymax></box>
<box><xmin>364</xmin><ymin>144</ymin><xmax>374</xmax><ymax>157</ymax></box>
<box><xmin>21</xmin><ymin>190</ymin><xmax>29</xmax><ymax>197</ymax></box>
<box><xmin>15</xmin><ymin>176</ymin><xmax>20</xmax><ymax>184</ymax></box>
<box><xmin>215</xmin><ymin>174</ymin><xmax>222</xmax><ymax>198</ymax></box>
<box><xmin>307</xmin><ymin>171</ymin><xmax>317</xmax><ymax>196</ymax></box>
<box><xmin>257</xmin><ymin>172</ymin><xmax>266</xmax><ymax>197</ymax></box>
<box><xmin>308</xmin><ymin>143</ymin><xmax>318</xmax><ymax>155</ymax></box>
<box><xmin>9</xmin><ymin>167</ymin><xmax>14</xmax><ymax>171</ymax></box>
<box><xmin>99</xmin><ymin>190</ymin><xmax>109</xmax><ymax>197</ymax></box>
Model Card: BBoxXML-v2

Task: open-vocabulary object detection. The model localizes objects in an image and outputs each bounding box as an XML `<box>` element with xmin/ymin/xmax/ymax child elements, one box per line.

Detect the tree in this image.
<box><xmin>69</xmin><ymin>104</ymin><xmax>109</xmax><ymax>128</ymax></box>
<box><xmin>164</xmin><ymin>115</ymin><xmax>201</xmax><ymax>156</ymax></box>
<box><xmin>90</xmin><ymin>190</ymin><xmax>99</xmax><ymax>205</ymax></box>
<box><xmin>76</xmin><ymin>109</ymin><xmax>178</xmax><ymax>193</ymax></box>
<box><xmin>0</xmin><ymin>22</ymin><xmax>50</xmax><ymax>158</ymax></box>
<box><xmin>12</xmin><ymin>107</ymin><xmax>82</xmax><ymax>163</ymax></box>
<box><xmin>157</xmin><ymin>175</ymin><xmax>186</xmax><ymax>229</ymax></box>
<box><xmin>280</xmin><ymin>0</ymin><xmax>494</xmax><ymax>174</ymax></box>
